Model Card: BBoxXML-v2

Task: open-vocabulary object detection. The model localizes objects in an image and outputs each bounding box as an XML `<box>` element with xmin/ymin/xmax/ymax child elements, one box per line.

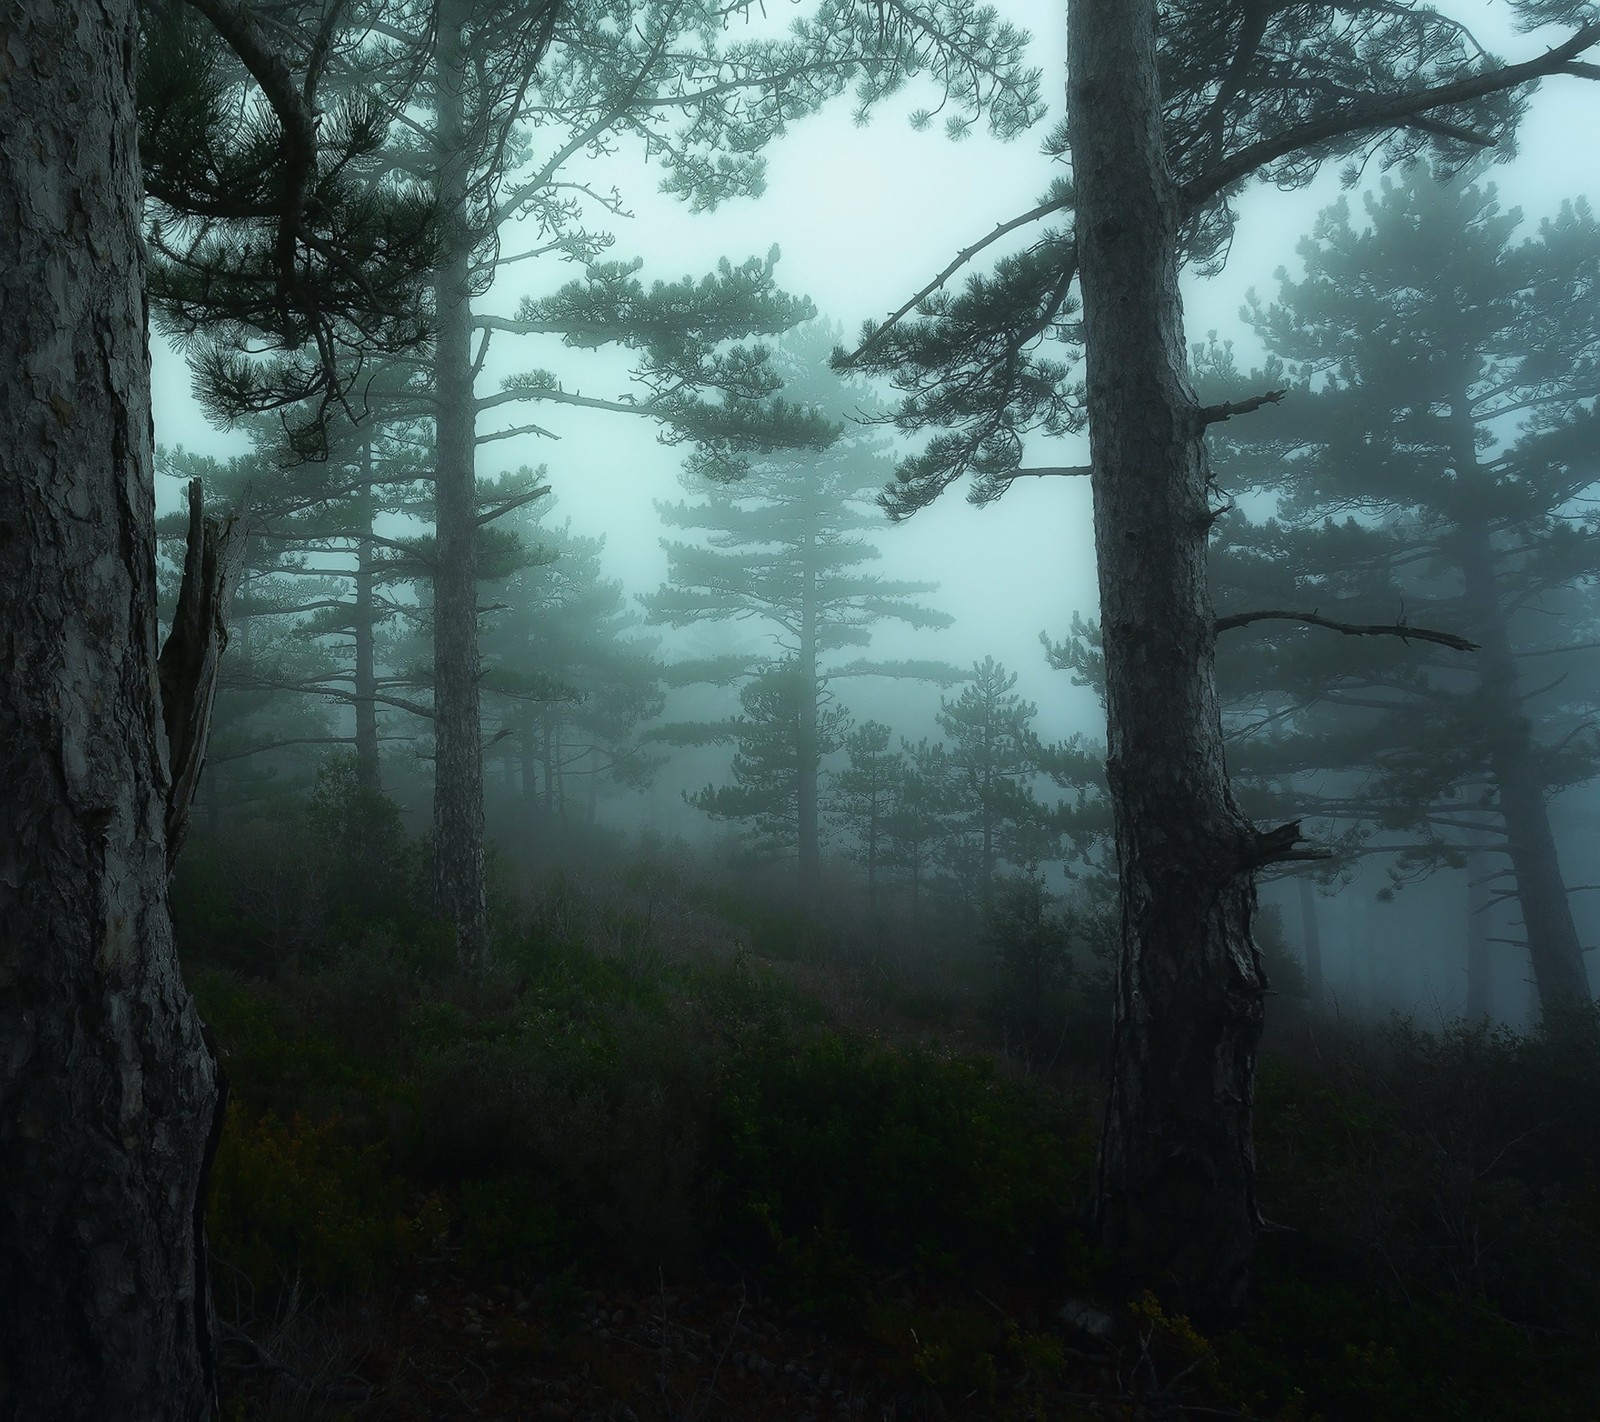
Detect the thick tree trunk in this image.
<box><xmin>431</xmin><ymin>0</ymin><xmax>488</xmax><ymax>973</ymax></box>
<box><xmin>353</xmin><ymin>434</ymin><xmax>380</xmax><ymax>792</ymax></box>
<box><xmin>1455</xmin><ymin>508</ymin><xmax>1589</xmax><ymax>1015</ymax></box>
<box><xmin>0</xmin><ymin>3</ymin><xmax>219</xmax><ymax>1413</ymax></box>
<box><xmin>1069</xmin><ymin>0</ymin><xmax>1268</xmax><ymax>1316</ymax></box>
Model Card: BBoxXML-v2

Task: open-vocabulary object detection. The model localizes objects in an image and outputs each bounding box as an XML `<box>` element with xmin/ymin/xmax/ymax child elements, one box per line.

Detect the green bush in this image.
<box><xmin>709</xmin><ymin>1031</ymin><xmax>1094</xmax><ymax>1312</ymax></box>
<box><xmin>209</xmin><ymin>1107</ymin><xmax>436</xmax><ymax>1298</ymax></box>
<box><xmin>1235</xmin><ymin>1007</ymin><xmax>1600</xmax><ymax>1419</ymax></box>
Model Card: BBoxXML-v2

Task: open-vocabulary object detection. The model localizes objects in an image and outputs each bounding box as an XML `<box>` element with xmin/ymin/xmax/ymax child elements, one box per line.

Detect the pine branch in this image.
<box><xmin>1184</xmin><ymin>22</ymin><xmax>1600</xmax><ymax>210</ymax></box>
<box><xmin>182</xmin><ymin>0</ymin><xmax>322</xmax><ymax>330</ymax></box>
<box><xmin>1215</xmin><ymin>609</ymin><xmax>1478</xmax><ymax>652</ymax></box>
<box><xmin>839</xmin><ymin>194</ymin><xmax>1071</xmax><ymax>368</ymax></box>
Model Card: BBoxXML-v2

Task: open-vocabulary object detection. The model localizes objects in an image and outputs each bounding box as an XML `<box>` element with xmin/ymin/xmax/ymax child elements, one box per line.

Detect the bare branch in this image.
<box><xmin>839</xmin><ymin>194</ymin><xmax>1072</xmax><ymax>367</ymax></box>
<box><xmin>1200</xmin><ymin>388</ymin><xmax>1286</xmax><ymax>425</ymax></box>
<box><xmin>476</xmin><ymin>484</ymin><xmax>551</xmax><ymax>526</ymax></box>
<box><xmin>476</xmin><ymin>419</ymin><xmax>561</xmax><ymax>445</ymax></box>
<box><xmin>1251</xmin><ymin>819</ymin><xmax>1335</xmax><ymax>867</ymax></box>
<box><xmin>1216</xmin><ymin>609</ymin><xmax>1478</xmax><ymax>652</ymax></box>
<box><xmin>992</xmin><ymin>464</ymin><xmax>1093</xmax><ymax>481</ymax></box>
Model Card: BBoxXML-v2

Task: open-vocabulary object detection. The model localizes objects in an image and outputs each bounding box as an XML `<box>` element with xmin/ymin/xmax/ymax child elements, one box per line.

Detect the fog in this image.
<box><xmin>152</xmin><ymin>0</ymin><xmax>1598</xmax><ymax>1030</ymax></box>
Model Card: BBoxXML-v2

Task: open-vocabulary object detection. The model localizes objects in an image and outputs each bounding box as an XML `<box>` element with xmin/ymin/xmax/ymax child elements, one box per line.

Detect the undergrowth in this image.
<box><xmin>173</xmin><ymin>775</ymin><xmax>1600</xmax><ymax>1420</ymax></box>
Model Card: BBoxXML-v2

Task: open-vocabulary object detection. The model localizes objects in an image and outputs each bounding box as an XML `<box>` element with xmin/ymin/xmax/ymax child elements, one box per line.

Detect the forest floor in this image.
<box><xmin>219</xmin><ymin>1252</ymin><xmax>1210</xmax><ymax>1422</ymax></box>
<box><xmin>181</xmin><ymin>834</ymin><xmax>1600</xmax><ymax>1422</ymax></box>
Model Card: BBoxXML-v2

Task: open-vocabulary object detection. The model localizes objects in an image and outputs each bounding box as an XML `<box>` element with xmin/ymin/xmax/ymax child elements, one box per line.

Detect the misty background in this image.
<box><xmin>152</xmin><ymin>0</ymin><xmax>1599</xmax><ymax>1028</ymax></box>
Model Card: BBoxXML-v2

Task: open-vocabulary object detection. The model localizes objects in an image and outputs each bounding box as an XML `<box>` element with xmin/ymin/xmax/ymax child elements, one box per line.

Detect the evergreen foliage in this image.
<box><xmin>644</xmin><ymin>321</ymin><xmax>958</xmax><ymax>889</ymax></box>
<box><xmin>479</xmin><ymin>497</ymin><xmax>666</xmax><ymax>837</ymax></box>
<box><xmin>936</xmin><ymin>657</ymin><xmax>1066</xmax><ymax>908</ymax></box>
<box><xmin>1203</xmin><ymin>167</ymin><xmax>1600</xmax><ymax>1011</ymax></box>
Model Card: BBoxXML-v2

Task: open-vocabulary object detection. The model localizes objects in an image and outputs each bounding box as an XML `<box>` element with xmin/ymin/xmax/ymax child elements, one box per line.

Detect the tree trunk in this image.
<box><xmin>1455</xmin><ymin>506</ymin><xmax>1589</xmax><ymax>1015</ymax></box>
<box><xmin>353</xmin><ymin>433</ymin><xmax>380</xmax><ymax>793</ymax></box>
<box><xmin>866</xmin><ymin>796</ymin><xmax>879</xmax><ymax>917</ymax></box>
<box><xmin>1</xmin><ymin>3</ymin><xmax>220</xmax><ymax>1412</ymax></box>
<box><xmin>431</xmin><ymin>0</ymin><xmax>488</xmax><ymax>973</ymax></box>
<box><xmin>796</xmin><ymin>536</ymin><xmax>822</xmax><ymax>899</ymax></box>
<box><xmin>1069</xmin><ymin>0</ymin><xmax>1268</xmax><ymax>1316</ymax></box>
<box><xmin>1465</xmin><ymin>842</ymin><xmax>1494</xmax><ymax>1020</ymax></box>
<box><xmin>1296</xmin><ymin>874</ymin><xmax>1323</xmax><ymax>1000</ymax></box>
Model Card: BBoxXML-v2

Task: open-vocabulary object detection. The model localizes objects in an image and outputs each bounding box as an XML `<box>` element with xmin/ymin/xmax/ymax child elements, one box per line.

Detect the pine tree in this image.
<box><xmin>355</xmin><ymin>2</ymin><xmax>1040</xmax><ymax>968</ymax></box>
<box><xmin>843</xmin><ymin>0</ymin><xmax>1600</xmax><ymax>1313</ymax></box>
<box><xmin>830</xmin><ymin>720</ymin><xmax>903</xmax><ymax>915</ymax></box>
<box><xmin>883</xmin><ymin>737</ymin><xmax>959</xmax><ymax>926</ymax></box>
<box><xmin>3</xmin><ymin>0</ymin><xmax>438</xmax><ymax>1409</ymax></box>
<box><xmin>1204</xmin><ymin>169</ymin><xmax>1600</xmax><ymax>1015</ymax></box>
<box><xmin>936</xmin><ymin>657</ymin><xmax>1064</xmax><ymax>911</ymax></box>
<box><xmin>479</xmin><ymin>498</ymin><xmax>664</xmax><ymax>843</ymax></box>
<box><xmin>158</xmin><ymin>409</ymin><xmax>438</xmax><ymax>801</ymax></box>
<box><xmin>667</xmin><ymin>660</ymin><xmax>852</xmax><ymax>876</ymax></box>
<box><xmin>645</xmin><ymin>321</ymin><xmax>958</xmax><ymax>894</ymax></box>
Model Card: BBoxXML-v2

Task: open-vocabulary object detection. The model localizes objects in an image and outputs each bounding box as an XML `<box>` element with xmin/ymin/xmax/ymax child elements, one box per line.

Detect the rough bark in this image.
<box><xmin>1069</xmin><ymin>0</ymin><xmax>1269</xmax><ymax>1316</ymax></box>
<box><xmin>1455</xmin><ymin>508</ymin><xmax>1590</xmax><ymax>1015</ymax></box>
<box><xmin>0</xmin><ymin>2</ymin><xmax>219</xmax><ymax>1413</ymax></box>
<box><xmin>431</xmin><ymin>0</ymin><xmax>489</xmax><ymax>973</ymax></box>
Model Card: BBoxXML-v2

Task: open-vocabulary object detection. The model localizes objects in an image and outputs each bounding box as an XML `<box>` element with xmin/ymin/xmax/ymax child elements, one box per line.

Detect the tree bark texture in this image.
<box><xmin>1455</xmin><ymin>511</ymin><xmax>1590</xmax><ymax>1014</ymax></box>
<box><xmin>0</xmin><ymin>3</ymin><xmax>218</xmax><ymax>1415</ymax></box>
<box><xmin>431</xmin><ymin>0</ymin><xmax>489</xmax><ymax>973</ymax></box>
<box><xmin>1068</xmin><ymin>0</ymin><xmax>1268</xmax><ymax>1315</ymax></box>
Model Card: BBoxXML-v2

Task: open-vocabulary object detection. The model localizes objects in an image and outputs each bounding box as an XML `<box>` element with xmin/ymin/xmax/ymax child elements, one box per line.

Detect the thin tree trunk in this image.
<box><xmin>797</xmin><ymin>535</ymin><xmax>821</xmax><ymax>898</ymax></box>
<box><xmin>866</xmin><ymin>792</ymin><xmax>879</xmax><ymax>917</ymax></box>
<box><xmin>1069</xmin><ymin>0</ymin><xmax>1268</xmax><ymax>1317</ymax></box>
<box><xmin>1465</xmin><ymin>843</ymin><xmax>1494</xmax><ymax>1020</ymax></box>
<box><xmin>431</xmin><ymin>0</ymin><xmax>488</xmax><ymax>973</ymax></box>
<box><xmin>353</xmin><ymin>432</ymin><xmax>380</xmax><ymax>792</ymax></box>
<box><xmin>1296</xmin><ymin>874</ymin><xmax>1323</xmax><ymax>1000</ymax></box>
<box><xmin>518</xmin><ymin>701</ymin><xmax>539</xmax><ymax>833</ymax></box>
<box><xmin>1455</xmin><ymin>504</ymin><xmax>1589</xmax><ymax>1014</ymax></box>
<box><xmin>1</xmin><ymin>4</ymin><xmax>220</xmax><ymax>1411</ymax></box>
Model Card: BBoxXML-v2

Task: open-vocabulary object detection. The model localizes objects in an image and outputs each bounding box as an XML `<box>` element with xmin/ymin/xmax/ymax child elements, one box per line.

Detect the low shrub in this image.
<box><xmin>709</xmin><ymin>1030</ymin><xmax>1095</xmax><ymax>1313</ymax></box>
<box><xmin>209</xmin><ymin>1106</ymin><xmax>438</xmax><ymax>1299</ymax></box>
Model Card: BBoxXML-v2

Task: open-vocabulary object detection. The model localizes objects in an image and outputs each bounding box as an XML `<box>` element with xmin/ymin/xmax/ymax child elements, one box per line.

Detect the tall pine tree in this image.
<box><xmin>1205</xmin><ymin>168</ymin><xmax>1600</xmax><ymax>1015</ymax></box>
<box><xmin>843</xmin><ymin>0</ymin><xmax>1600</xmax><ymax>1311</ymax></box>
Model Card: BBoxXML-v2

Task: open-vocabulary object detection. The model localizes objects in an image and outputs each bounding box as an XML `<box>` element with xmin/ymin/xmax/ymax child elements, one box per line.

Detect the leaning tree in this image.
<box><xmin>844</xmin><ymin>0</ymin><xmax>1599</xmax><ymax>1312</ymax></box>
